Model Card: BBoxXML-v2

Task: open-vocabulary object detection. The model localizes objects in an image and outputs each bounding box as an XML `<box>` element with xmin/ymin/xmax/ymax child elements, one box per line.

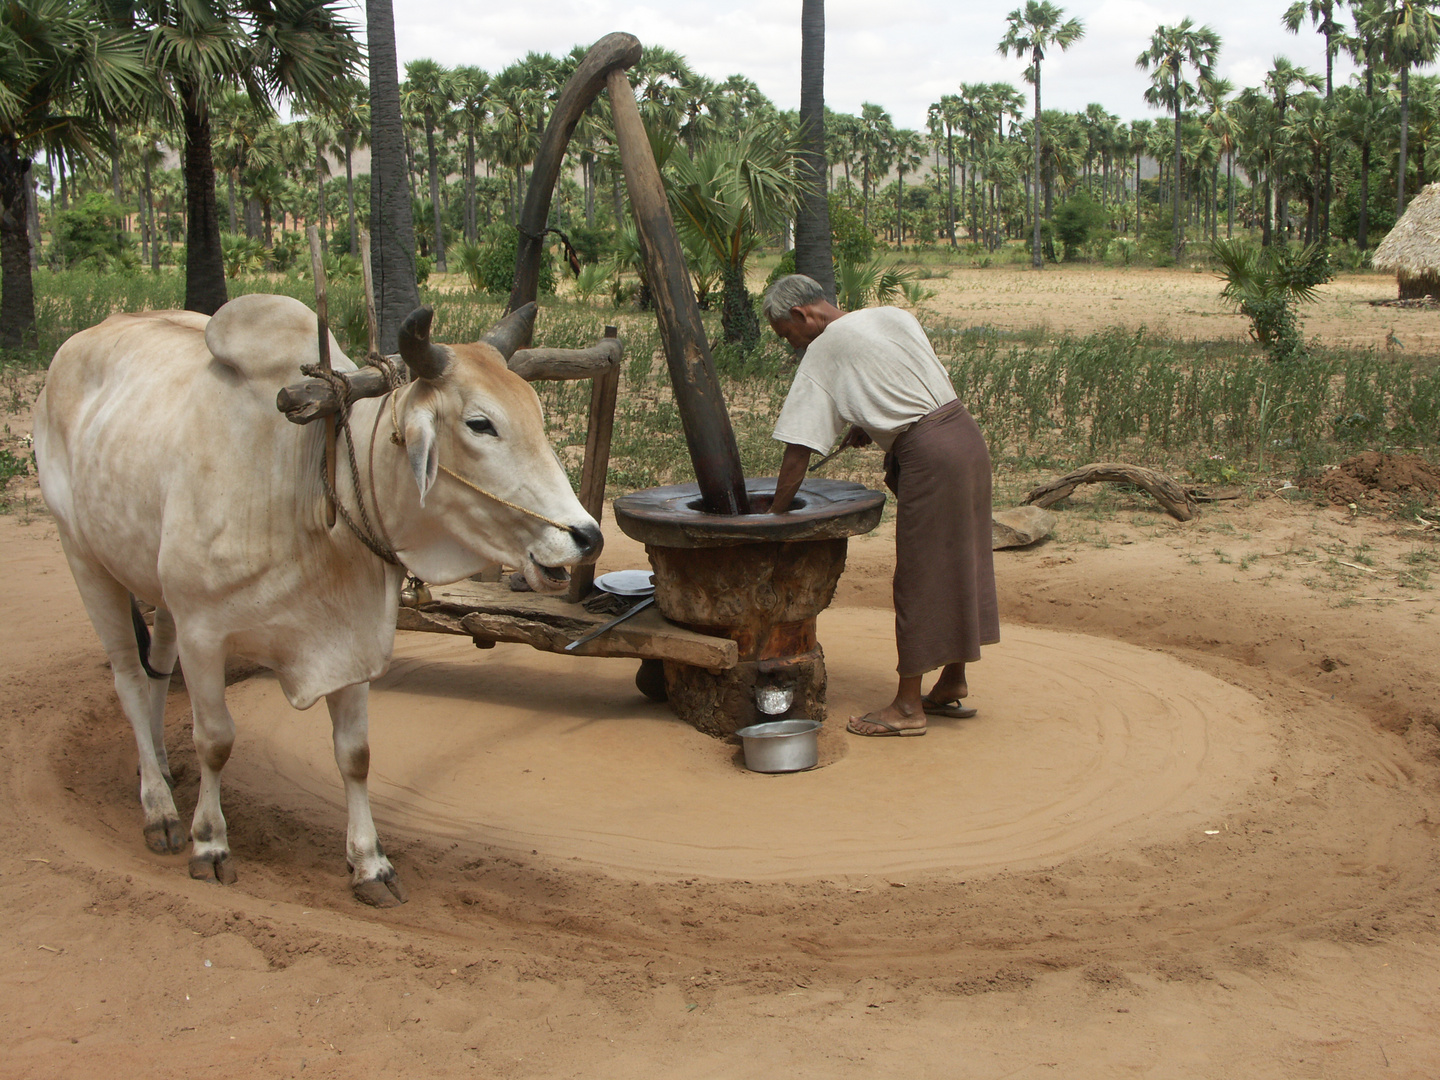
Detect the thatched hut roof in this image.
<box><xmin>1372</xmin><ymin>182</ymin><xmax>1440</xmax><ymax>276</ymax></box>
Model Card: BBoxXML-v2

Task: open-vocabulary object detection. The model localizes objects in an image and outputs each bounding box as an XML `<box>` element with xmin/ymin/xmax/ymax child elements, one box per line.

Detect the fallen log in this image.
<box><xmin>275</xmin><ymin>336</ymin><xmax>624</xmax><ymax>425</ymax></box>
<box><xmin>1024</xmin><ymin>462</ymin><xmax>1196</xmax><ymax>522</ymax></box>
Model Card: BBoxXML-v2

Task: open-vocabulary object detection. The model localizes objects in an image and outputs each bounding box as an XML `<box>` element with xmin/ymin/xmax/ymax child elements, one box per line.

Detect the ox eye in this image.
<box><xmin>465</xmin><ymin>417</ymin><xmax>498</xmax><ymax>437</ymax></box>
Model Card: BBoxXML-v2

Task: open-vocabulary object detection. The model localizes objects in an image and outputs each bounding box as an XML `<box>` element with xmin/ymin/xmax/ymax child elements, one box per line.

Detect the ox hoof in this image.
<box><xmin>188</xmin><ymin>853</ymin><xmax>238</xmax><ymax>886</ymax></box>
<box><xmin>353</xmin><ymin>876</ymin><xmax>408</xmax><ymax>908</ymax></box>
<box><xmin>144</xmin><ymin>818</ymin><xmax>187</xmax><ymax>855</ymax></box>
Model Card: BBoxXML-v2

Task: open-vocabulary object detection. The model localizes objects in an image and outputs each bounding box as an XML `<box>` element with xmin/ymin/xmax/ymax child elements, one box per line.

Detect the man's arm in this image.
<box><xmin>771</xmin><ymin>442</ymin><xmax>812</xmax><ymax>513</ymax></box>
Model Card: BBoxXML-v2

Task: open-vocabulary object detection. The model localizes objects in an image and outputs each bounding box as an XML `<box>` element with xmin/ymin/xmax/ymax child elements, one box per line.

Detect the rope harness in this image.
<box><xmin>296</xmin><ymin>354</ymin><xmax>577</xmax><ymax>567</ymax></box>
<box><xmin>301</xmin><ymin>355</ymin><xmax>406</xmax><ymax>565</ymax></box>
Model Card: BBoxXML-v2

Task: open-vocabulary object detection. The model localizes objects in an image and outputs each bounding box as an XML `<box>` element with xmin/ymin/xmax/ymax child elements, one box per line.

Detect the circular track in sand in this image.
<box><xmin>224</xmin><ymin>608</ymin><xmax>1276</xmax><ymax>881</ymax></box>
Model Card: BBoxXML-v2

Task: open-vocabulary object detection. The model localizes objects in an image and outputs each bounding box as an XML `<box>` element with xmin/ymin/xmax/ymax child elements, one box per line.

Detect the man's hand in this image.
<box><xmin>771</xmin><ymin>443</ymin><xmax>811</xmax><ymax>513</ymax></box>
<box><xmin>839</xmin><ymin>426</ymin><xmax>872</xmax><ymax>450</ymax></box>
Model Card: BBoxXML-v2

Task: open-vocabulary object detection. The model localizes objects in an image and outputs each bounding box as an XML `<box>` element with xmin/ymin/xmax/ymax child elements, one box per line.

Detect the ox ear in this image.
<box><xmin>404</xmin><ymin>407</ymin><xmax>439</xmax><ymax>504</ymax></box>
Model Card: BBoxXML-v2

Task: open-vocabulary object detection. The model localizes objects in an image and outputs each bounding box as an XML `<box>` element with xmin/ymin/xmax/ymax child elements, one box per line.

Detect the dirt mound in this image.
<box><xmin>1317</xmin><ymin>451</ymin><xmax>1440</xmax><ymax>505</ymax></box>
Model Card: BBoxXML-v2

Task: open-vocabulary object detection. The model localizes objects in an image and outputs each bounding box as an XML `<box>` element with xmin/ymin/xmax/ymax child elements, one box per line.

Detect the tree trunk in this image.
<box><xmin>366</xmin><ymin>0</ymin><xmax>421</xmax><ymax>353</ymax></box>
<box><xmin>181</xmin><ymin>93</ymin><xmax>228</xmax><ymax>316</ymax></box>
<box><xmin>0</xmin><ymin>137</ymin><xmax>37</xmax><ymax>349</ymax></box>
<box><xmin>1227</xmin><ymin>151</ymin><xmax>1234</xmax><ymax>238</ymax></box>
<box><xmin>793</xmin><ymin>0</ymin><xmax>835</xmax><ymax>301</ymax></box>
<box><xmin>225</xmin><ymin>169</ymin><xmax>238</xmax><ymax>233</ymax></box>
<box><xmin>947</xmin><ymin>127</ymin><xmax>956</xmax><ymax>247</ymax></box>
<box><xmin>719</xmin><ymin>259</ymin><xmax>759</xmax><ymax>348</ymax></box>
<box><xmin>345</xmin><ymin>131</ymin><xmax>358</xmax><ymax>256</ymax></box>
<box><xmin>1359</xmin><ymin>67</ymin><xmax>1373</xmax><ymax>250</ymax></box>
<box><xmin>1172</xmin><ymin>95</ymin><xmax>1183</xmax><ymax>261</ymax></box>
<box><xmin>26</xmin><ymin>162</ymin><xmax>40</xmax><ymax>270</ymax></box>
<box><xmin>424</xmin><ymin>113</ymin><xmax>446</xmax><ymax>273</ymax></box>
<box><xmin>1398</xmin><ymin>63</ymin><xmax>1410</xmax><ymax>219</ymax></box>
<box><xmin>109</xmin><ymin>122</ymin><xmax>124</xmax><ymax>205</ymax></box>
<box><xmin>1031</xmin><ymin>59</ymin><xmax>1043</xmax><ymax>269</ymax></box>
<box><xmin>465</xmin><ymin>130</ymin><xmax>477</xmax><ymax>242</ymax></box>
<box><xmin>1323</xmin><ymin>29</ymin><xmax>1334</xmax><ymax>242</ymax></box>
<box><xmin>1136</xmin><ymin>149</ymin><xmax>1142</xmax><ymax>240</ymax></box>
<box><xmin>895</xmin><ymin>172</ymin><xmax>904</xmax><ymax>248</ymax></box>
<box><xmin>144</xmin><ymin>156</ymin><xmax>158</xmax><ymax>273</ymax></box>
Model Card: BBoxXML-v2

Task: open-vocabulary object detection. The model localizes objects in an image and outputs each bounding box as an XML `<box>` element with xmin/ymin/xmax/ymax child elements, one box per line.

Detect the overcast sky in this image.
<box><xmin>368</xmin><ymin>0</ymin><xmax>1362</xmax><ymax>131</ymax></box>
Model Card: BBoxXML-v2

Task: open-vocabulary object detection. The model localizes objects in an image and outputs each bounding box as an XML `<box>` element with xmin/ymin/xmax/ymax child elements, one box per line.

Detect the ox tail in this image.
<box><xmin>129</xmin><ymin>595</ymin><xmax>168</xmax><ymax>680</ymax></box>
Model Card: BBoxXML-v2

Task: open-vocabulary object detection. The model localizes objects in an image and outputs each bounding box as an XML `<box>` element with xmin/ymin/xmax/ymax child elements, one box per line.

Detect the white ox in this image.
<box><xmin>34</xmin><ymin>294</ymin><xmax>602</xmax><ymax>906</ymax></box>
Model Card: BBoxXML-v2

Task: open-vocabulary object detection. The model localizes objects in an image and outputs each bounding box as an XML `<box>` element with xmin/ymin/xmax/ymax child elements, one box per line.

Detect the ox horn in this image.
<box><xmin>398</xmin><ymin>306</ymin><xmax>451</xmax><ymax>381</ymax></box>
<box><xmin>480</xmin><ymin>301</ymin><xmax>538</xmax><ymax>361</ymax></box>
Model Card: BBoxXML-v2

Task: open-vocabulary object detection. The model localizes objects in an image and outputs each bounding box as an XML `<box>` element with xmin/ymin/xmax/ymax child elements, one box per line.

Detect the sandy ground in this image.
<box><xmin>3</xmin><ymin>268</ymin><xmax>1440</xmax><ymax>1077</ymax></box>
<box><xmin>5</xmin><ymin>485</ymin><xmax>1440</xmax><ymax>1078</ymax></box>
<box><xmin>909</xmin><ymin>264</ymin><xmax>1432</xmax><ymax>354</ymax></box>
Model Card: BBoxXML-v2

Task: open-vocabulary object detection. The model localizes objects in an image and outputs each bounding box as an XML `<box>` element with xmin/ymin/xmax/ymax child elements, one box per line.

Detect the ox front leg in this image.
<box><xmin>327</xmin><ymin>683</ymin><xmax>406</xmax><ymax>907</ymax></box>
<box><xmin>183</xmin><ymin>647</ymin><xmax>238</xmax><ymax>885</ymax></box>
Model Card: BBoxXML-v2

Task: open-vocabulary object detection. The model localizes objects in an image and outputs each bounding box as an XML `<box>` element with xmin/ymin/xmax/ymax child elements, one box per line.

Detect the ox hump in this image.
<box><xmin>205</xmin><ymin>294</ymin><xmax>354</xmax><ymax>385</ymax></box>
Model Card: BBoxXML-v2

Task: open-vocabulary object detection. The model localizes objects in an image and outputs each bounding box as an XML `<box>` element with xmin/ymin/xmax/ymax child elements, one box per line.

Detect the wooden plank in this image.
<box><xmin>396</xmin><ymin>580</ymin><xmax>737</xmax><ymax>668</ymax></box>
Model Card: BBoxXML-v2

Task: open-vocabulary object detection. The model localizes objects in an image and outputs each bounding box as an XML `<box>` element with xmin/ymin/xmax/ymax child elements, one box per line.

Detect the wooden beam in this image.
<box><xmin>276</xmin><ymin>338</ymin><xmax>623</xmax><ymax>425</ymax></box>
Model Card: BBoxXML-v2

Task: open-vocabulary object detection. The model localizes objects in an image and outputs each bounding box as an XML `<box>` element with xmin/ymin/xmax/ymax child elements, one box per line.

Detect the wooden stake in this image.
<box><xmin>308</xmin><ymin>226</ymin><xmax>337</xmax><ymax>528</ymax></box>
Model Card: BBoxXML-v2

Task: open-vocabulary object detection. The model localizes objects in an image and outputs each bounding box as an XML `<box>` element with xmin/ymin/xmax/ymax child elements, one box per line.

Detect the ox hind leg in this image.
<box><xmin>327</xmin><ymin>683</ymin><xmax>406</xmax><ymax>907</ymax></box>
<box><xmin>144</xmin><ymin>606</ymin><xmax>180</xmax><ymax>783</ymax></box>
<box><xmin>58</xmin><ymin>553</ymin><xmax>186</xmax><ymax>854</ymax></box>
<box><xmin>178</xmin><ymin>642</ymin><xmax>239</xmax><ymax>885</ymax></box>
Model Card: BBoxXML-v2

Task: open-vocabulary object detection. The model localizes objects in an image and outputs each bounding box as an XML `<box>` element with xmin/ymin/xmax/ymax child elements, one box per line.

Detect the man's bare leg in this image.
<box><xmin>925</xmin><ymin>662</ymin><xmax>968</xmax><ymax>705</ymax></box>
<box><xmin>847</xmin><ymin>674</ymin><xmax>927</xmax><ymax>735</ymax></box>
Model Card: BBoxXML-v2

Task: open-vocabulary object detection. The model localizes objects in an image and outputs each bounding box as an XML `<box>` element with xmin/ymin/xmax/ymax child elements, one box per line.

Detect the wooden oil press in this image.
<box><xmin>280</xmin><ymin>33</ymin><xmax>883</xmax><ymax>738</ymax></box>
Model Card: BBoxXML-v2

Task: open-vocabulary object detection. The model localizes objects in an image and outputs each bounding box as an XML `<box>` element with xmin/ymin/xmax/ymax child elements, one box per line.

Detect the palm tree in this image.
<box><xmin>853</xmin><ymin>102</ymin><xmax>895</xmax><ymax>229</ymax></box>
<box><xmin>403</xmin><ymin>58</ymin><xmax>451</xmax><ymax>273</ymax></box>
<box><xmin>447</xmin><ymin>66</ymin><xmax>487</xmax><ymax>244</ymax></box>
<box><xmin>329</xmin><ymin>81</ymin><xmax>368</xmax><ymax>256</ymax></box>
<box><xmin>489</xmin><ymin>59</ymin><xmax>551</xmax><ymax>222</ymax></box>
<box><xmin>129</xmin><ymin>0</ymin><xmax>361</xmax><ymax>315</ymax></box>
<box><xmin>0</xmin><ymin>0</ymin><xmax>147</xmax><ymax>346</ymax></box>
<box><xmin>927</xmin><ymin>94</ymin><xmax>964</xmax><ymax>246</ymax></box>
<box><xmin>666</xmin><ymin>124</ymin><xmax>802</xmax><ymax>348</ymax></box>
<box><xmin>1284</xmin><ymin>0</ymin><xmax>1343</xmax><ymax>236</ymax></box>
<box><xmin>294</xmin><ymin>110</ymin><xmax>337</xmax><ymax>251</ymax></box>
<box><xmin>890</xmin><ymin>128</ymin><xmax>926</xmax><ymax>247</ymax></box>
<box><xmin>1264</xmin><ymin>57</ymin><xmax>1321</xmax><ymax>240</ymax></box>
<box><xmin>366</xmin><ymin>0</ymin><xmax>421</xmax><ymax>352</ymax></box>
<box><xmin>1365</xmin><ymin>0</ymin><xmax>1440</xmax><ymax>215</ymax></box>
<box><xmin>1137</xmin><ymin>19</ymin><xmax>1220</xmax><ymax>260</ymax></box>
<box><xmin>793</xmin><ymin>0</ymin><xmax>835</xmax><ymax>301</ymax></box>
<box><xmin>998</xmin><ymin>1</ymin><xmax>1085</xmax><ymax>268</ymax></box>
<box><xmin>1199</xmin><ymin>78</ymin><xmax>1237</xmax><ymax>239</ymax></box>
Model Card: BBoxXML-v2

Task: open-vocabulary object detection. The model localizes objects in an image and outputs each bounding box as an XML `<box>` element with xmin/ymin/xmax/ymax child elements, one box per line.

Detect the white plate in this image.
<box><xmin>594</xmin><ymin>570</ymin><xmax>655</xmax><ymax>596</ymax></box>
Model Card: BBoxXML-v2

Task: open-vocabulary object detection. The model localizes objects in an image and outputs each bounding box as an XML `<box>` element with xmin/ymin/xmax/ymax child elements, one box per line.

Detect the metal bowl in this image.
<box><xmin>735</xmin><ymin>719</ymin><xmax>821</xmax><ymax>773</ymax></box>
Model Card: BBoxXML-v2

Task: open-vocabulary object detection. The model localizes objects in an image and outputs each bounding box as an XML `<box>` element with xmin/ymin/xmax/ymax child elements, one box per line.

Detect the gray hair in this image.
<box><xmin>762</xmin><ymin>274</ymin><xmax>825</xmax><ymax>323</ymax></box>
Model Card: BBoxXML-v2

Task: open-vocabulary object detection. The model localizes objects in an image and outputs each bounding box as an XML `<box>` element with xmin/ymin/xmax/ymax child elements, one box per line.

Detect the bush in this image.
<box><xmin>765</xmin><ymin>250</ymin><xmax>796</xmax><ymax>289</ymax></box>
<box><xmin>1213</xmin><ymin>239</ymin><xmax>1334</xmax><ymax>364</ymax></box>
<box><xmin>828</xmin><ymin>195</ymin><xmax>874</xmax><ymax>263</ymax></box>
<box><xmin>1052</xmin><ymin>193</ymin><xmax>1107</xmax><ymax>261</ymax></box>
<box><xmin>456</xmin><ymin>225</ymin><xmax>555</xmax><ymax>296</ymax></box>
<box><xmin>50</xmin><ymin>193</ymin><xmax>136</xmax><ymax>271</ymax></box>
